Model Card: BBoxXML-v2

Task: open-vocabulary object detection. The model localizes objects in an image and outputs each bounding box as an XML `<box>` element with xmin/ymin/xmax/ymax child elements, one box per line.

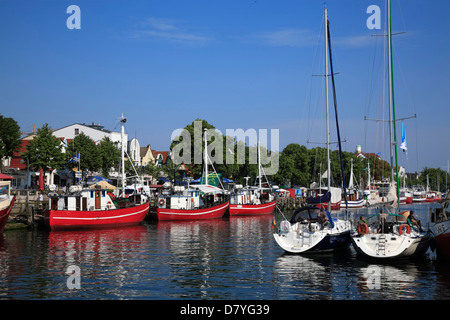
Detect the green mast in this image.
<box><xmin>388</xmin><ymin>0</ymin><xmax>401</xmax><ymax>210</ymax></box>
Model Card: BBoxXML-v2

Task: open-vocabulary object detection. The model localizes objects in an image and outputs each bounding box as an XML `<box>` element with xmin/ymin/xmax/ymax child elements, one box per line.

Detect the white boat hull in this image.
<box><xmin>352</xmin><ymin>232</ymin><xmax>430</xmax><ymax>259</ymax></box>
<box><xmin>274</xmin><ymin>219</ymin><xmax>352</xmax><ymax>254</ymax></box>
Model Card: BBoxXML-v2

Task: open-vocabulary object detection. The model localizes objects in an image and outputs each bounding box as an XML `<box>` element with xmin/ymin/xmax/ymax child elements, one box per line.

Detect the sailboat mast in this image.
<box><xmin>324</xmin><ymin>7</ymin><xmax>331</xmax><ymax>211</ymax></box>
<box><xmin>388</xmin><ymin>0</ymin><xmax>401</xmax><ymax>206</ymax></box>
<box><xmin>258</xmin><ymin>141</ymin><xmax>262</xmax><ymax>189</ymax></box>
<box><xmin>204</xmin><ymin>128</ymin><xmax>208</xmax><ymax>186</ymax></box>
<box><xmin>120</xmin><ymin>114</ymin><xmax>127</xmax><ymax>196</ymax></box>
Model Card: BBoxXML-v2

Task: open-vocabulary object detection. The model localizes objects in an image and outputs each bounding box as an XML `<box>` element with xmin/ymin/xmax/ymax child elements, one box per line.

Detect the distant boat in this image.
<box><xmin>0</xmin><ymin>181</ymin><xmax>17</xmax><ymax>233</ymax></box>
<box><xmin>44</xmin><ymin>114</ymin><xmax>150</xmax><ymax>230</ymax></box>
<box><xmin>341</xmin><ymin>158</ymin><xmax>365</xmax><ymax>208</ymax></box>
<box><xmin>412</xmin><ymin>185</ymin><xmax>427</xmax><ymax>203</ymax></box>
<box><xmin>229</xmin><ymin>143</ymin><xmax>276</xmax><ymax>216</ymax></box>
<box><xmin>156</xmin><ymin>128</ymin><xmax>229</xmax><ymax>221</ymax></box>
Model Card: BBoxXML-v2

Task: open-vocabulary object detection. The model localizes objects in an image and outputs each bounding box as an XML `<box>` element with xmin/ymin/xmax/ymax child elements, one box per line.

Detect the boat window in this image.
<box><xmin>90</xmin><ymin>191</ymin><xmax>94</xmax><ymax>198</ymax></box>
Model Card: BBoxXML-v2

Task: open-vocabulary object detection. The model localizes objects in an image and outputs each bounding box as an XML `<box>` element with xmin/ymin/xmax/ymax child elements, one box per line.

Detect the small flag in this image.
<box><xmin>400</xmin><ymin>123</ymin><xmax>407</xmax><ymax>154</ymax></box>
<box><xmin>68</xmin><ymin>153</ymin><xmax>80</xmax><ymax>163</ymax></box>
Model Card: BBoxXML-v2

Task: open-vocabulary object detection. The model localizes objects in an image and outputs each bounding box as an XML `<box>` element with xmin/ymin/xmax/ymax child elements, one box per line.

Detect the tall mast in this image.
<box><xmin>324</xmin><ymin>7</ymin><xmax>331</xmax><ymax>211</ymax></box>
<box><xmin>120</xmin><ymin>113</ymin><xmax>127</xmax><ymax>196</ymax></box>
<box><xmin>388</xmin><ymin>0</ymin><xmax>401</xmax><ymax>207</ymax></box>
<box><xmin>258</xmin><ymin>141</ymin><xmax>262</xmax><ymax>189</ymax></box>
<box><xmin>204</xmin><ymin>128</ymin><xmax>208</xmax><ymax>186</ymax></box>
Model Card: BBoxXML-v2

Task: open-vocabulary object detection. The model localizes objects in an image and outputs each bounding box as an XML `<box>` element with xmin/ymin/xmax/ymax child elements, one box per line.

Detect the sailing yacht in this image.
<box><xmin>274</xmin><ymin>8</ymin><xmax>352</xmax><ymax>253</ymax></box>
<box><xmin>351</xmin><ymin>0</ymin><xmax>430</xmax><ymax>259</ymax></box>
<box><xmin>341</xmin><ymin>159</ymin><xmax>366</xmax><ymax>208</ymax></box>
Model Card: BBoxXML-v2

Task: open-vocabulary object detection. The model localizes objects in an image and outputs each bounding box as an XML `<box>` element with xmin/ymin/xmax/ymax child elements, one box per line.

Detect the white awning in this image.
<box><xmin>190</xmin><ymin>184</ymin><xmax>224</xmax><ymax>194</ymax></box>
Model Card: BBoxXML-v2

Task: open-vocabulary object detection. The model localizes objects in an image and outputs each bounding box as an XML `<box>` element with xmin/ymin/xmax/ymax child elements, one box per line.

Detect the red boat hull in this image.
<box><xmin>229</xmin><ymin>200</ymin><xmax>276</xmax><ymax>216</ymax></box>
<box><xmin>156</xmin><ymin>201</ymin><xmax>229</xmax><ymax>221</ymax></box>
<box><xmin>316</xmin><ymin>201</ymin><xmax>341</xmax><ymax>211</ymax></box>
<box><xmin>44</xmin><ymin>202</ymin><xmax>150</xmax><ymax>230</ymax></box>
<box><xmin>0</xmin><ymin>195</ymin><xmax>16</xmax><ymax>233</ymax></box>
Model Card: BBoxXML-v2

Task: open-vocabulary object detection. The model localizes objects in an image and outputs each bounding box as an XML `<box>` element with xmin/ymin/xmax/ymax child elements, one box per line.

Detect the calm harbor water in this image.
<box><xmin>1</xmin><ymin>202</ymin><xmax>450</xmax><ymax>300</ymax></box>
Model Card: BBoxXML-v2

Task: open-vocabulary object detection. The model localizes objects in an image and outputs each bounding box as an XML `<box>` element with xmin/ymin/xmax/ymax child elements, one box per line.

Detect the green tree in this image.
<box><xmin>98</xmin><ymin>137</ymin><xmax>121</xmax><ymax>178</ymax></box>
<box><xmin>67</xmin><ymin>132</ymin><xmax>101</xmax><ymax>179</ymax></box>
<box><xmin>24</xmin><ymin>123</ymin><xmax>66</xmax><ymax>180</ymax></box>
<box><xmin>0</xmin><ymin>114</ymin><xmax>21</xmax><ymax>170</ymax></box>
<box><xmin>274</xmin><ymin>143</ymin><xmax>310</xmax><ymax>187</ymax></box>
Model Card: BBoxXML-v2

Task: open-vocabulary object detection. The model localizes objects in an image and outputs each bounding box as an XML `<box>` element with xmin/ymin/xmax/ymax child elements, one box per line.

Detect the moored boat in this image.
<box><xmin>430</xmin><ymin>191</ymin><xmax>450</xmax><ymax>260</ymax></box>
<box><xmin>0</xmin><ymin>181</ymin><xmax>17</xmax><ymax>233</ymax></box>
<box><xmin>229</xmin><ymin>143</ymin><xmax>276</xmax><ymax>216</ymax></box>
<box><xmin>44</xmin><ymin>114</ymin><xmax>150</xmax><ymax>230</ymax></box>
<box><xmin>274</xmin><ymin>206</ymin><xmax>352</xmax><ymax>253</ymax></box>
<box><xmin>351</xmin><ymin>210</ymin><xmax>430</xmax><ymax>260</ymax></box>
<box><xmin>156</xmin><ymin>128</ymin><xmax>229</xmax><ymax>221</ymax></box>
<box><xmin>273</xmin><ymin>7</ymin><xmax>352</xmax><ymax>254</ymax></box>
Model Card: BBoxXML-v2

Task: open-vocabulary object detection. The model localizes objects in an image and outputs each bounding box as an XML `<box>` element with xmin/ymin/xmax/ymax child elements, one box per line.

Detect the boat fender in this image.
<box><xmin>399</xmin><ymin>224</ymin><xmax>411</xmax><ymax>235</ymax></box>
<box><xmin>159</xmin><ymin>199</ymin><xmax>165</xmax><ymax>206</ymax></box>
<box><xmin>357</xmin><ymin>223</ymin><xmax>368</xmax><ymax>235</ymax></box>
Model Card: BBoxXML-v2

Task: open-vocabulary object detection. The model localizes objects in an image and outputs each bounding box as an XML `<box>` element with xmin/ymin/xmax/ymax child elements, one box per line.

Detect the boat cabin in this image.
<box><xmin>0</xmin><ymin>181</ymin><xmax>12</xmax><ymax>211</ymax></box>
<box><xmin>48</xmin><ymin>186</ymin><xmax>115</xmax><ymax>211</ymax></box>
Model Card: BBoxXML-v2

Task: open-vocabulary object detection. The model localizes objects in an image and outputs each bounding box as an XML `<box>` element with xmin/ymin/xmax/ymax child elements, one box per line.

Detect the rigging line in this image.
<box><xmin>326</xmin><ymin>18</ymin><xmax>348</xmax><ymax>210</ymax></box>
<box><xmin>305</xmin><ymin>14</ymin><xmax>325</xmax><ymax>146</ymax></box>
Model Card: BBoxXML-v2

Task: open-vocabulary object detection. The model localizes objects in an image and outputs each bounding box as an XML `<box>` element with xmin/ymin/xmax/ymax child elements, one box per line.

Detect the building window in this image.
<box><xmin>75</xmin><ymin>128</ymin><xmax>79</xmax><ymax>135</ymax></box>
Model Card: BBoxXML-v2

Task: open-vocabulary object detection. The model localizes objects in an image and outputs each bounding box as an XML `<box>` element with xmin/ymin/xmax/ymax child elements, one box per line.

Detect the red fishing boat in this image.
<box><xmin>156</xmin><ymin>128</ymin><xmax>230</xmax><ymax>221</ymax></box>
<box><xmin>45</xmin><ymin>188</ymin><xmax>149</xmax><ymax>230</ymax></box>
<box><xmin>157</xmin><ymin>196</ymin><xmax>229</xmax><ymax>221</ymax></box>
<box><xmin>229</xmin><ymin>143</ymin><xmax>276</xmax><ymax>216</ymax></box>
<box><xmin>229</xmin><ymin>200</ymin><xmax>276</xmax><ymax>216</ymax></box>
<box><xmin>0</xmin><ymin>181</ymin><xmax>16</xmax><ymax>233</ymax></box>
<box><xmin>44</xmin><ymin>114</ymin><xmax>150</xmax><ymax>230</ymax></box>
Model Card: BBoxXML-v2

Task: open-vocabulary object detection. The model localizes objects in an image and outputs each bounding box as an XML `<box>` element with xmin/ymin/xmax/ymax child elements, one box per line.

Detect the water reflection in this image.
<box><xmin>0</xmin><ymin>202</ymin><xmax>449</xmax><ymax>299</ymax></box>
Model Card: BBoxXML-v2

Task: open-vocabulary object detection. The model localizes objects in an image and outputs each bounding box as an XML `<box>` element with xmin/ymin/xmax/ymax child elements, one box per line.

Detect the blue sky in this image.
<box><xmin>1</xmin><ymin>0</ymin><xmax>449</xmax><ymax>174</ymax></box>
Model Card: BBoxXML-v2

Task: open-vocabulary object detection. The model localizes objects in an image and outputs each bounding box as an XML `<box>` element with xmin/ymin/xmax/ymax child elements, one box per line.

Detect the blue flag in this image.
<box><xmin>400</xmin><ymin>123</ymin><xmax>407</xmax><ymax>154</ymax></box>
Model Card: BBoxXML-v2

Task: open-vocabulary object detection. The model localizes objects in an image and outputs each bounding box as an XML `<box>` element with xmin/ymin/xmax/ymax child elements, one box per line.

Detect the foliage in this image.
<box><xmin>98</xmin><ymin>137</ymin><xmax>121</xmax><ymax>178</ymax></box>
<box><xmin>66</xmin><ymin>132</ymin><xmax>101</xmax><ymax>179</ymax></box>
<box><xmin>24</xmin><ymin>124</ymin><xmax>66</xmax><ymax>174</ymax></box>
<box><xmin>0</xmin><ymin>114</ymin><xmax>21</xmax><ymax>169</ymax></box>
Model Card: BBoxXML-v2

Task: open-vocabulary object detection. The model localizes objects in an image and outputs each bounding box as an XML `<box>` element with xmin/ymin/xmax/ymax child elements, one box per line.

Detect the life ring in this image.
<box><xmin>159</xmin><ymin>199</ymin><xmax>165</xmax><ymax>206</ymax></box>
<box><xmin>399</xmin><ymin>224</ymin><xmax>411</xmax><ymax>235</ymax></box>
<box><xmin>357</xmin><ymin>223</ymin><xmax>369</xmax><ymax>235</ymax></box>
<box><xmin>107</xmin><ymin>201</ymin><xmax>112</xmax><ymax>209</ymax></box>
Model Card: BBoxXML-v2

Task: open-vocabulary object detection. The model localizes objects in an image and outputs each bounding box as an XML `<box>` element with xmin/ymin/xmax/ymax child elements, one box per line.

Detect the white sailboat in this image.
<box><xmin>274</xmin><ymin>8</ymin><xmax>352</xmax><ymax>253</ymax></box>
<box><xmin>342</xmin><ymin>159</ymin><xmax>366</xmax><ymax>208</ymax></box>
<box><xmin>351</xmin><ymin>0</ymin><xmax>430</xmax><ymax>259</ymax></box>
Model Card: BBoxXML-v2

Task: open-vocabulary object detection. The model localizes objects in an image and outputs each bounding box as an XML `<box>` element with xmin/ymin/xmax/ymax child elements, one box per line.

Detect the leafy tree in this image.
<box><xmin>0</xmin><ymin>114</ymin><xmax>21</xmax><ymax>170</ymax></box>
<box><xmin>24</xmin><ymin>123</ymin><xmax>66</xmax><ymax>179</ymax></box>
<box><xmin>98</xmin><ymin>137</ymin><xmax>120</xmax><ymax>178</ymax></box>
<box><xmin>274</xmin><ymin>143</ymin><xmax>310</xmax><ymax>187</ymax></box>
<box><xmin>66</xmin><ymin>132</ymin><xmax>101</xmax><ymax>179</ymax></box>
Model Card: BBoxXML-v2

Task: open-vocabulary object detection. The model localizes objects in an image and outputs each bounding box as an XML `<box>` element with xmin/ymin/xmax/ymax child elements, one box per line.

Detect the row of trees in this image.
<box><xmin>169</xmin><ymin>119</ymin><xmax>393</xmax><ymax>188</ymax></box>
<box><xmin>1</xmin><ymin>114</ymin><xmax>449</xmax><ymax>191</ymax></box>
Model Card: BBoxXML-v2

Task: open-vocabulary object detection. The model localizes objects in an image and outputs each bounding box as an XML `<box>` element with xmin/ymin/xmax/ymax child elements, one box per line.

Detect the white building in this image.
<box><xmin>52</xmin><ymin>122</ymin><xmax>127</xmax><ymax>148</ymax></box>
